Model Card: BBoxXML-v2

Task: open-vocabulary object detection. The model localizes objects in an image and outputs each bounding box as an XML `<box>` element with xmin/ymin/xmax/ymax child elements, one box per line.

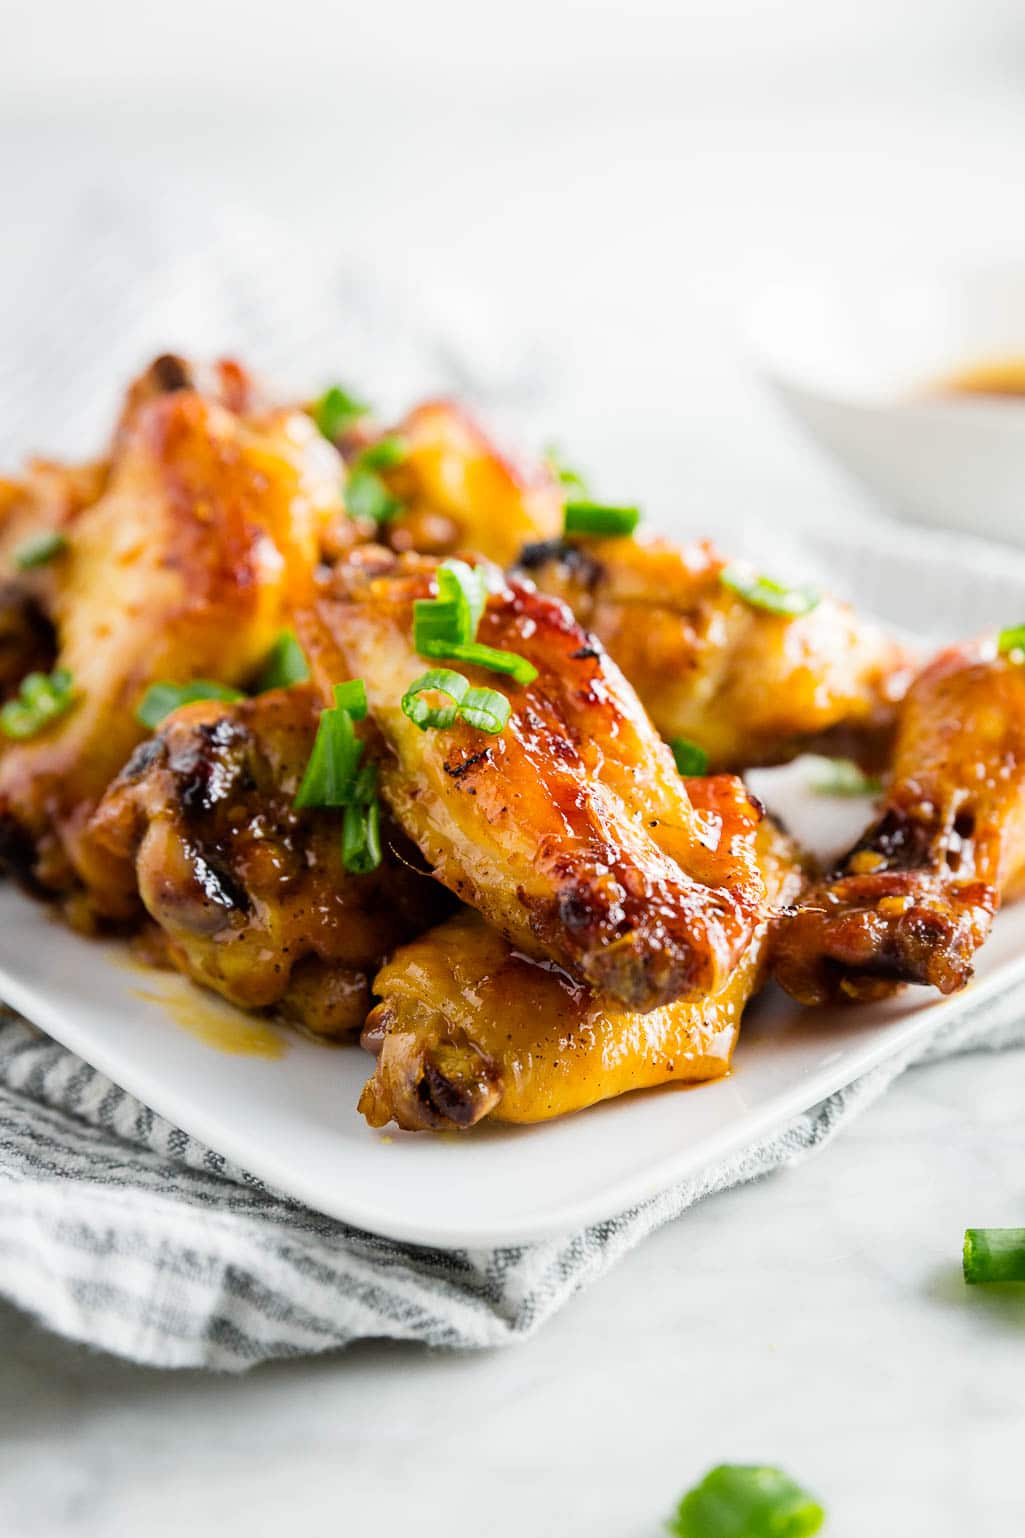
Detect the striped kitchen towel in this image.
<box><xmin>0</xmin><ymin>993</ymin><xmax>1022</xmax><ymax>1371</ymax></box>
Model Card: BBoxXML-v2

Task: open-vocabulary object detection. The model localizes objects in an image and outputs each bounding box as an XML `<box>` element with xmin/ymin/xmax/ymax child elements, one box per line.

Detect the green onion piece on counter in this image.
<box><xmin>136</xmin><ymin>680</ymin><xmax>243</xmax><ymax>731</ymax></box>
<box><xmin>401</xmin><ymin>668</ymin><xmax>470</xmax><ymax>731</ymax></box>
<box><xmin>413</xmin><ymin>559</ymin><xmax>488</xmax><ymax>653</ymax></box>
<box><xmin>419</xmin><ymin>638</ymin><xmax>538</xmax><ymax>686</ymax></box>
<box><xmin>670</xmin><ymin>737</ymin><xmax>709</xmax><ymax>777</ymax></box>
<box><xmin>0</xmin><ymin>668</ymin><xmax>76</xmax><ymax>739</ymax></box>
<box><xmin>997</xmin><ymin>624</ymin><xmax>1025</xmax><ymax>661</ymax></box>
<box><xmin>342</xmin><ymin>797</ymin><xmax>382</xmax><ymax>874</ymax></box>
<box><xmin>720</xmin><ymin>564</ymin><xmax>821</xmax><ymax>617</ymax></box>
<box><xmin>354</xmin><ymin>434</ymin><xmax>407</xmax><ymax>472</ymax></box>
<box><xmin>544</xmin><ymin>444</ymin><xmax>590</xmax><ymax>496</ymax></box>
<box><xmin>346</xmin><ymin>465</ymin><xmax>403</xmax><ymax>525</ymax></box>
<box><xmin>963</xmin><ymin>1228</ymin><xmax>1025</xmax><ymax>1284</ymax></box>
<box><xmin>14</xmin><ymin>530</ymin><xmax>67</xmax><ymax>570</ymax></box>
<box><xmin>669</xmin><ymin>1464</ymin><xmax>825</xmax><ymax>1538</ymax></box>
<box><xmin>293</xmin><ymin>682</ymin><xmax>366</xmax><ymax>808</ymax></box>
<box><xmin>563</xmin><ymin>501</ymin><xmax>640</xmax><ymax>538</ymax></box>
<box><xmin>312</xmin><ymin>384</ymin><xmax>370</xmax><ymax>441</ymax></box>
<box><xmin>459</xmin><ymin>685</ymin><xmax>512</xmax><ymax>734</ymax></box>
<box><xmin>807</xmin><ymin>756</ymin><xmax>883</xmax><ymax>798</ymax></box>
<box><xmin>254</xmin><ymin>630</ymin><xmax>310</xmax><ymax>692</ymax></box>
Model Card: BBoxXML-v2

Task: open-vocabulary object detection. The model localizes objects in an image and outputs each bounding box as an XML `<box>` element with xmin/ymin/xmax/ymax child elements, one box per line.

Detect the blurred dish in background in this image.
<box><xmin>751</xmin><ymin>264</ymin><xmax>1025</xmax><ymax>547</ymax></box>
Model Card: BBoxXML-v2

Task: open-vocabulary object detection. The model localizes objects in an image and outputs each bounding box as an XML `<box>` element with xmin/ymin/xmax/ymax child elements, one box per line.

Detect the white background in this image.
<box><xmin>2</xmin><ymin>2</ymin><xmax>1025</xmax><ymax>1533</ymax></box>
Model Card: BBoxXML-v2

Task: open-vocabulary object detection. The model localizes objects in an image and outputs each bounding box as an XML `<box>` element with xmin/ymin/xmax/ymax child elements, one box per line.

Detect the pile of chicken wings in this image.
<box><xmin>1</xmin><ymin>355</ymin><xmax>1021</xmax><ymax>1132</ymax></box>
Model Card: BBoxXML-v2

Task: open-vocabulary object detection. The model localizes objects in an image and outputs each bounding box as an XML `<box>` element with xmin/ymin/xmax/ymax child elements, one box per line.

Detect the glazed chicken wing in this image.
<box><xmin>88</xmin><ymin>686</ymin><xmax>447</xmax><ymax>1035</ymax></box>
<box><xmin>0</xmin><ymin>383</ymin><xmax>346</xmax><ymax>916</ymax></box>
<box><xmin>297</xmin><ymin>549</ymin><xmax>767</xmax><ymax>1012</ymax></box>
<box><xmin>516</xmin><ymin>535</ymin><xmax>909</xmax><ymax>771</ymax></box>
<box><xmin>356</xmin><ymin>401</ymin><xmax>563</xmax><ymax>567</ymax></box>
<box><xmin>773</xmin><ymin>636</ymin><xmax>1025</xmax><ymax>1004</ymax></box>
<box><xmin>359</xmin><ymin>811</ymin><xmax>802</xmax><ymax>1130</ymax></box>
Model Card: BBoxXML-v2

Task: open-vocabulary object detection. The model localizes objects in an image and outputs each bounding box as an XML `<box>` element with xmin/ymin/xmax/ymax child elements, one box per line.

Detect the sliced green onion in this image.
<box><xmin>669</xmin><ymin>1464</ymin><xmax>825</xmax><ymax>1538</ymax></box>
<box><xmin>342</xmin><ymin>797</ymin><xmax>382</xmax><ymax>873</ymax></box>
<box><xmin>413</xmin><ymin>560</ymin><xmax>488</xmax><ymax>654</ymax></box>
<box><xmin>670</xmin><ymin>738</ymin><xmax>709</xmax><ymax>776</ymax></box>
<box><xmin>721</xmin><ymin>564</ymin><xmax>821</xmax><ymax>617</ymax></box>
<box><xmin>963</xmin><ymin>1228</ymin><xmax>1025</xmax><ymax>1284</ymax></box>
<box><xmin>459</xmin><ymin>686</ymin><xmax>511</xmax><ymax>734</ymax></box>
<box><xmin>401</xmin><ymin>668</ymin><xmax>512</xmax><ymax>735</ymax></box>
<box><xmin>0</xmin><ymin>668</ymin><xmax>75</xmax><ymax>739</ymax></box>
<box><xmin>312</xmin><ymin>384</ymin><xmax>370</xmax><ymax>441</ymax></box>
<box><xmin>346</xmin><ymin>465</ymin><xmax>402</xmax><ymax>525</ymax></box>
<box><xmin>293</xmin><ymin>684</ymin><xmax>366</xmax><ymax>808</ymax></box>
<box><xmin>254</xmin><ymin>630</ymin><xmax>310</xmax><ymax>692</ymax></box>
<box><xmin>420</xmin><ymin>638</ymin><xmax>537</xmax><ymax>685</ymax></box>
<box><xmin>351</xmin><ymin>760</ymin><xmax>378</xmax><ymax>803</ymax></box>
<box><xmin>292</xmin><ymin>678</ymin><xmax>382</xmax><ymax>873</ymax></box>
<box><xmin>332</xmin><ymin>679</ymin><xmax>368</xmax><ymax>720</ymax></box>
<box><xmin>544</xmin><ymin>444</ymin><xmax>590</xmax><ymax>496</ymax></box>
<box><xmin>136</xmin><ymin>680</ymin><xmax>243</xmax><ymax>731</ymax></box>
<box><xmin>997</xmin><ymin>623</ymin><xmax>1025</xmax><ymax>661</ymax></box>
<box><xmin>400</xmin><ymin>669</ymin><xmax>469</xmax><ymax>732</ymax></box>
<box><xmin>563</xmin><ymin>501</ymin><xmax>640</xmax><ymax>538</ymax></box>
<box><xmin>14</xmin><ymin>530</ymin><xmax>67</xmax><ymax>570</ymax></box>
<box><xmin>354</xmin><ymin>434</ymin><xmax>406</xmax><ymax>472</ymax></box>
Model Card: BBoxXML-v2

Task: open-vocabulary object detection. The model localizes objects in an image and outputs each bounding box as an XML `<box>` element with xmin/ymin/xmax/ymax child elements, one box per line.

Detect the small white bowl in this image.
<box><xmin>751</xmin><ymin>265</ymin><xmax>1025</xmax><ymax>546</ymax></box>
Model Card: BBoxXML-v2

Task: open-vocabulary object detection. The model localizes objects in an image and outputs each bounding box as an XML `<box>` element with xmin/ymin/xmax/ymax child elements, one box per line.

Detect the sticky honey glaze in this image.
<box><xmin>131</xmin><ymin>978</ymin><xmax>287</xmax><ymax>1059</ymax></box>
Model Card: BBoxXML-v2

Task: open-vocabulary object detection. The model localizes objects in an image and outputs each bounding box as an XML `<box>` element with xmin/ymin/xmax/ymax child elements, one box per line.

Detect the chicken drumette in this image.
<box><xmin>88</xmin><ymin>685</ymin><xmax>447</xmax><ymax>1035</ymax></box>
<box><xmin>773</xmin><ymin>636</ymin><xmax>1025</xmax><ymax>1004</ymax></box>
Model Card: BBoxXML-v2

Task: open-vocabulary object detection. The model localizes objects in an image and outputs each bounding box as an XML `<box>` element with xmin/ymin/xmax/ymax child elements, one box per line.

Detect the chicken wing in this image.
<box><xmin>87</xmin><ymin>685</ymin><xmax>447</xmax><ymax>1034</ymax></box>
<box><xmin>296</xmin><ymin>549</ymin><xmax>767</xmax><ymax>1012</ymax></box>
<box><xmin>773</xmin><ymin>636</ymin><xmax>1025</xmax><ymax>1004</ymax></box>
<box><xmin>358</xmin><ymin>401</ymin><xmax>563</xmax><ymax>567</ymax></box>
<box><xmin>359</xmin><ymin>809</ymin><xmax>802</xmax><ymax>1130</ymax></box>
<box><xmin>0</xmin><ymin>385</ymin><xmax>346</xmax><ymax>916</ymax></box>
<box><xmin>515</xmin><ymin>535</ymin><xmax>909</xmax><ymax>771</ymax></box>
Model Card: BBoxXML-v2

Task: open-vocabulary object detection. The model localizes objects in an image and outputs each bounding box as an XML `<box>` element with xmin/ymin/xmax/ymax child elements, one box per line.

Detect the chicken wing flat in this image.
<box><xmin>515</xmin><ymin>535</ymin><xmax>909</xmax><ymax>771</ymax></box>
<box><xmin>773</xmin><ymin>637</ymin><xmax>1025</xmax><ymax>1004</ymax></box>
<box><xmin>296</xmin><ymin>549</ymin><xmax>767</xmax><ymax>1012</ymax></box>
<box><xmin>359</xmin><ymin>810</ymin><xmax>802</xmax><ymax>1130</ymax></box>
<box><xmin>357</xmin><ymin>401</ymin><xmax>563</xmax><ymax>567</ymax></box>
<box><xmin>88</xmin><ymin>685</ymin><xmax>447</xmax><ymax>1035</ymax></box>
<box><xmin>0</xmin><ymin>385</ymin><xmax>346</xmax><ymax>916</ymax></box>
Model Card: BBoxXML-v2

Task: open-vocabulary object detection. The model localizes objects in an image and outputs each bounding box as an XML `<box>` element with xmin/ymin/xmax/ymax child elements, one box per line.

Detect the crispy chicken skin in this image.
<box><xmin>773</xmin><ymin>637</ymin><xmax>1025</xmax><ymax>1004</ymax></box>
<box><xmin>359</xmin><ymin>811</ymin><xmax>802</xmax><ymax>1130</ymax></box>
<box><xmin>297</xmin><ymin>548</ymin><xmax>767</xmax><ymax>1012</ymax></box>
<box><xmin>88</xmin><ymin>686</ymin><xmax>447</xmax><ymax>1035</ymax></box>
<box><xmin>515</xmin><ymin>535</ymin><xmax>909</xmax><ymax>771</ymax></box>
<box><xmin>0</xmin><ymin>387</ymin><xmax>346</xmax><ymax>914</ymax></box>
<box><xmin>365</xmin><ymin>401</ymin><xmax>563</xmax><ymax>567</ymax></box>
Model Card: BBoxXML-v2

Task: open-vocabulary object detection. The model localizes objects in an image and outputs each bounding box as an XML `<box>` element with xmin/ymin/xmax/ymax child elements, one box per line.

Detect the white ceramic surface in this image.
<box><xmin>752</xmin><ymin>266</ymin><xmax>1025</xmax><ymax>544</ymax></box>
<box><xmin>1</xmin><ymin>760</ymin><xmax>1021</xmax><ymax>1249</ymax></box>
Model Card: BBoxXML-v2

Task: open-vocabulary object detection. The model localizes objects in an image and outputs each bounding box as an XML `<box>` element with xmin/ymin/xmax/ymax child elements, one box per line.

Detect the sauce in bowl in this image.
<box><xmin>933</xmin><ymin>356</ymin><xmax>1025</xmax><ymax>400</ymax></box>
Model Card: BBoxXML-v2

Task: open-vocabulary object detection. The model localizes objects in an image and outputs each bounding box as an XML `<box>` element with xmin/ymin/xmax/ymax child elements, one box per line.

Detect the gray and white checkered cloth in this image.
<box><xmin>2</xmin><ymin>192</ymin><xmax>1024</xmax><ymax>1370</ymax></box>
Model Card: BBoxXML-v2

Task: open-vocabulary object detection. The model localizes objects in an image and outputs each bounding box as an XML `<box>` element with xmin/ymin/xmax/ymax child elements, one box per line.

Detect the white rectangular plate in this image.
<box><xmin>1</xmin><ymin>755</ymin><xmax>1021</xmax><ymax>1248</ymax></box>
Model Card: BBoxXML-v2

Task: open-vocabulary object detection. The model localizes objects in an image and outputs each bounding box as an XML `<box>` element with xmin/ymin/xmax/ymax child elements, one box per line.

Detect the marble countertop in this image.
<box><xmin>3</xmin><ymin>7</ymin><xmax>1025</xmax><ymax>1532</ymax></box>
<box><xmin>2</xmin><ymin>1043</ymin><xmax>1023</xmax><ymax>1537</ymax></box>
